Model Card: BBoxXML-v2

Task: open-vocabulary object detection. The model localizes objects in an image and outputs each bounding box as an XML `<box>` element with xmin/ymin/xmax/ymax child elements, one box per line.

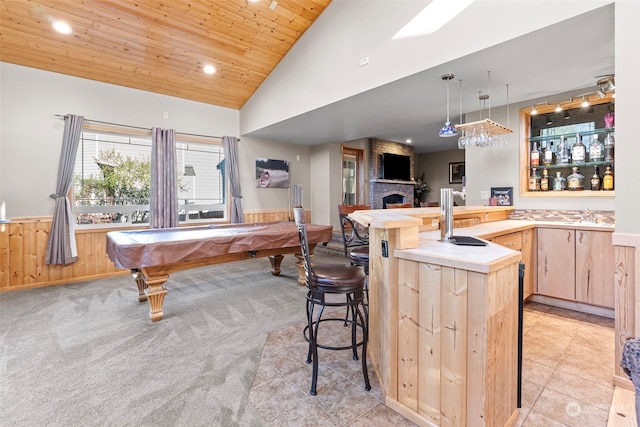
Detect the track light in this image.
<box><xmin>581</xmin><ymin>96</ymin><xmax>589</xmax><ymax>108</ymax></box>
<box><xmin>555</xmin><ymin>104</ymin><xmax>562</xmax><ymax>112</ymax></box>
<box><xmin>530</xmin><ymin>106</ymin><xmax>538</xmax><ymax>115</ymax></box>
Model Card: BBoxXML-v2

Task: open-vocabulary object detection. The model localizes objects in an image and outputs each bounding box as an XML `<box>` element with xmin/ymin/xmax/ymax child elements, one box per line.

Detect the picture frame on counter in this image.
<box><xmin>491</xmin><ymin>187</ymin><xmax>513</xmax><ymax>206</ymax></box>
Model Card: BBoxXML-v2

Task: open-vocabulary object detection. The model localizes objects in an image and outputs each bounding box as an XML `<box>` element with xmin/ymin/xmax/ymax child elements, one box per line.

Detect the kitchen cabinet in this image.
<box><xmin>537</xmin><ymin>228</ymin><xmax>576</xmax><ymax>300</ymax></box>
<box><xmin>492</xmin><ymin>229</ymin><xmax>534</xmax><ymax>299</ymax></box>
<box><xmin>536</xmin><ymin>227</ymin><xmax>614</xmax><ymax>308</ymax></box>
<box><xmin>575</xmin><ymin>230</ymin><xmax>615</xmax><ymax>308</ymax></box>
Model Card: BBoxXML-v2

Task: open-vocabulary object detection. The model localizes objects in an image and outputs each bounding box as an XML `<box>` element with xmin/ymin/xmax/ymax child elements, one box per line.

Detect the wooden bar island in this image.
<box><xmin>349</xmin><ymin>206</ymin><xmax>522</xmax><ymax>427</ymax></box>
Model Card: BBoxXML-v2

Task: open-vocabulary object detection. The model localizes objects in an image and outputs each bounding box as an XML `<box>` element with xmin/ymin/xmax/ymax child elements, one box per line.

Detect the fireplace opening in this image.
<box><xmin>382</xmin><ymin>194</ymin><xmax>404</xmax><ymax>209</ymax></box>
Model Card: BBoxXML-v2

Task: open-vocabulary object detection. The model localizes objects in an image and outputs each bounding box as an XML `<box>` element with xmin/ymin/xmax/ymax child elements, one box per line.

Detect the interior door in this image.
<box><xmin>342</xmin><ymin>146</ymin><xmax>364</xmax><ymax>205</ymax></box>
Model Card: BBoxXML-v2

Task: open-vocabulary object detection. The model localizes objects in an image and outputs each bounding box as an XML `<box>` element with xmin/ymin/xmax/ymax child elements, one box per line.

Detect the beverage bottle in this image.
<box><xmin>604</xmin><ymin>133</ymin><xmax>615</xmax><ymax>162</ymax></box>
<box><xmin>543</xmin><ymin>141</ymin><xmax>554</xmax><ymax>165</ymax></box>
<box><xmin>553</xmin><ymin>171</ymin><xmax>566</xmax><ymax>191</ymax></box>
<box><xmin>571</xmin><ymin>133</ymin><xmax>586</xmax><ymax>164</ymax></box>
<box><xmin>567</xmin><ymin>167</ymin><xmax>584</xmax><ymax>191</ymax></box>
<box><xmin>556</xmin><ymin>136</ymin><xmax>570</xmax><ymax>164</ymax></box>
<box><xmin>530</xmin><ymin>142</ymin><xmax>540</xmax><ymax>167</ymax></box>
<box><xmin>589</xmin><ymin>135</ymin><xmax>604</xmax><ymax>162</ymax></box>
<box><xmin>603</xmin><ymin>166</ymin><xmax>614</xmax><ymax>191</ymax></box>
<box><xmin>528</xmin><ymin>168</ymin><xmax>541</xmax><ymax>191</ymax></box>
<box><xmin>540</xmin><ymin>169</ymin><xmax>550</xmax><ymax>191</ymax></box>
<box><xmin>590</xmin><ymin>166</ymin><xmax>601</xmax><ymax>191</ymax></box>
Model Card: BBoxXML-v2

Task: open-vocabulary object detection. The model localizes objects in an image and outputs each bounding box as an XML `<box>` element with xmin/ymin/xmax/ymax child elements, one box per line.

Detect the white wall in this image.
<box><xmin>238</xmin><ymin>136</ymin><xmax>312</xmax><ymax>213</ymax></box>
<box><xmin>416</xmin><ymin>149</ymin><xmax>466</xmax><ymax>205</ymax></box>
<box><xmin>0</xmin><ymin>63</ymin><xmax>238</xmax><ymax>217</ymax></box>
<box><xmin>613</xmin><ymin>0</ymin><xmax>640</xmax><ymax>234</ymax></box>
<box><xmin>241</xmin><ymin>0</ymin><xmax>611</xmax><ymax>135</ymax></box>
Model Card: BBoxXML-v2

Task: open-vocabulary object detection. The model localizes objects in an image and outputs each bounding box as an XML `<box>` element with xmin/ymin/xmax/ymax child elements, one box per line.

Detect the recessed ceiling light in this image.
<box><xmin>52</xmin><ymin>20</ymin><xmax>72</xmax><ymax>35</ymax></box>
<box><xmin>247</xmin><ymin>0</ymin><xmax>260</xmax><ymax>3</ymax></box>
<box><xmin>405</xmin><ymin>139</ymin><xmax>412</xmax><ymax>144</ymax></box>
<box><xmin>203</xmin><ymin>64</ymin><xmax>216</xmax><ymax>75</ymax></box>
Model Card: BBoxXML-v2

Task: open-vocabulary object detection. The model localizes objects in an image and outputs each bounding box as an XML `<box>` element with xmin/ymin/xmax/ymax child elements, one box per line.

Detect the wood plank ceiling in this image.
<box><xmin>0</xmin><ymin>0</ymin><xmax>331</xmax><ymax>109</ymax></box>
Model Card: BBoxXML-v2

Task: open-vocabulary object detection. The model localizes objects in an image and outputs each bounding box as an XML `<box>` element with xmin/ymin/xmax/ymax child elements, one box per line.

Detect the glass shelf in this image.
<box><xmin>527</xmin><ymin>161</ymin><xmax>613</xmax><ymax>170</ymax></box>
<box><xmin>528</xmin><ymin>127</ymin><xmax>614</xmax><ymax>143</ymax></box>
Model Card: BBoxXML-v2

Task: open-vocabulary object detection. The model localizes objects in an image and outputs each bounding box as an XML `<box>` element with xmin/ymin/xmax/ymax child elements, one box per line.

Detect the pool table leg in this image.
<box><xmin>268</xmin><ymin>255</ymin><xmax>284</xmax><ymax>276</ymax></box>
<box><xmin>133</xmin><ymin>269</ymin><xmax>168</xmax><ymax>322</ymax></box>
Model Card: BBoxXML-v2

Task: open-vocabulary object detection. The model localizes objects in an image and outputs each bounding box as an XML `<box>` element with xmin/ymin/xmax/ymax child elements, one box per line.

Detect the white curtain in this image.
<box><xmin>45</xmin><ymin>114</ymin><xmax>84</xmax><ymax>265</ymax></box>
<box><xmin>222</xmin><ymin>136</ymin><xmax>244</xmax><ymax>223</ymax></box>
<box><xmin>150</xmin><ymin>127</ymin><xmax>178</xmax><ymax>228</ymax></box>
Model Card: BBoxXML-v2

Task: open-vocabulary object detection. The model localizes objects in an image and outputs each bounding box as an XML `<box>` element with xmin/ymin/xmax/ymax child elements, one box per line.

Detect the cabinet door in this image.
<box><xmin>521</xmin><ymin>228</ymin><xmax>534</xmax><ymax>300</ymax></box>
<box><xmin>575</xmin><ymin>230</ymin><xmax>615</xmax><ymax>308</ymax></box>
<box><xmin>537</xmin><ymin>228</ymin><xmax>575</xmax><ymax>300</ymax></box>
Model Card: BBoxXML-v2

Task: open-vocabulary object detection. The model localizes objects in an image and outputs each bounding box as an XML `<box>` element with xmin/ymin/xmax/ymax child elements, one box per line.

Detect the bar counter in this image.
<box><xmin>350</xmin><ymin>206</ymin><xmax>523</xmax><ymax>427</ymax></box>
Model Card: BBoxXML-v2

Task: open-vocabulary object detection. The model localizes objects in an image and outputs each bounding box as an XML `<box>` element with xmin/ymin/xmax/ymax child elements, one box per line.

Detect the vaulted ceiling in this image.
<box><xmin>0</xmin><ymin>0</ymin><xmax>331</xmax><ymax>109</ymax></box>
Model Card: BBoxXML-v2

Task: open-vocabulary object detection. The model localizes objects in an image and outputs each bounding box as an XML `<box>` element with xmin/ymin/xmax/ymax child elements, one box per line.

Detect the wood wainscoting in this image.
<box><xmin>0</xmin><ymin>209</ymin><xmax>306</xmax><ymax>291</ymax></box>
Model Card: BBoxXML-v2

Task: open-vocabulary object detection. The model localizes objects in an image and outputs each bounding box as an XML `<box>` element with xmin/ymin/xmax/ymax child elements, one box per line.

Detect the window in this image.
<box><xmin>73</xmin><ymin>129</ymin><xmax>226</xmax><ymax>227</ymax></box>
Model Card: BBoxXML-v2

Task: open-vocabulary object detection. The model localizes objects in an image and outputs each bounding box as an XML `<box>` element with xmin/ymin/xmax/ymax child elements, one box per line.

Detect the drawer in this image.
<box><xmin>493</xmin><ymin>232</ymin><xmax>522</xmax><ymax>251</ymax></box>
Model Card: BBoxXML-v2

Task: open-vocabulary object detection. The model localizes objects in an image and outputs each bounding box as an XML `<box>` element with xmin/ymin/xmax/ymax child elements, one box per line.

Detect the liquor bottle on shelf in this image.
<box><xmin>530</xmin><ymin>142</ymin><xmax>540</xmax><ymax>167</ymax></box>
<box><xmin>567</xmin><ymin>167</ymin><xmax>584</xmax><ymax>191</ymax></box>
<box><xmin>603</xmin><ymin>166</ymin><xmax>614</xmax><ymax>191</ymax></box>
<box><xmin>553</xmin><ymin>171</ymin><xmax>566</xmax><ymax>191</ymax></box>
<box><xmin>589</xmin><ymin>134</ymin><xmax>604</xmax><ymax>162</ymax></box>
<box><xmin>540</xmin><ymin>168</ymin><xmax>550</xmax><ymax>191</ymax></box>
<box><xmin>528</xmin><ymin>168</ymin><xmax>541</xmax><ymax>191</ymax></box>
<box><xmin>543</xmin><ymin>141</ymin><xmax>554</xmax><ymax>165</ymax></box>
<box><xmin>604</xmin><ymin>133</ymin><xmax>615</xmax><ymax>162</ymax></box>
<box><xmin>571</xmin><ymin>133</ymin><xmax>586</xmax><ymax>164</ymax></box>
<box><xmin>590</xmin><ymin>166</ymin><xmax>602</xmax><ymax>191</ymax></box>
<box><xmin>556</xmin><ymin>136</ymin><xmax>570</xmax><ymax>164</ymax></box>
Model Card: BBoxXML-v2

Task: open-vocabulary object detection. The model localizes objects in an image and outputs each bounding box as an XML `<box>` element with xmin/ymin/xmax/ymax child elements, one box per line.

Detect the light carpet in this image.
<box><xmin>0</xmin><ymin>252</ymin><xmax>341</xmax><ymax>426</ymax></box>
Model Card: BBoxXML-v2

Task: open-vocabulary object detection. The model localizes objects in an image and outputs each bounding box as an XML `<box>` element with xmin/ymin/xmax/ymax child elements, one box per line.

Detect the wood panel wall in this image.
<box><xmin>613</xmin><ymin>234</ymin><xmax>640</xmax><ymax>390</ymax></box>
<box><xmin>1</xmin><ymin>209</ymin><xmax>312</xmax><ymax>291</ymax></box>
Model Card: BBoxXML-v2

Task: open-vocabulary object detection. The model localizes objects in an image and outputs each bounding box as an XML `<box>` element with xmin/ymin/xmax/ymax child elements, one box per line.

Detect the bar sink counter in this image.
<box><xmin>349</xmin><ymin>206</ymin><xmax>524</xmax><ymax>427</ymax></box>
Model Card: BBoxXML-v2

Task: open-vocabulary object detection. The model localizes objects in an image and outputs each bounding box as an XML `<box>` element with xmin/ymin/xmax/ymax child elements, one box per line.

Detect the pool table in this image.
<box><xmin>106</xmin><ymin>221</ymin><xmax>333</xmax><ymax>321</ymax></box>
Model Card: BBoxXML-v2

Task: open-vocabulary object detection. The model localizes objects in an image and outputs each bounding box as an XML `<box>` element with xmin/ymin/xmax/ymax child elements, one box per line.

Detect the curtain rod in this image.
<box><xmin>54</xmin><ymin>114</ymin><xmax>239</xmax><ymax>141</ymax></box>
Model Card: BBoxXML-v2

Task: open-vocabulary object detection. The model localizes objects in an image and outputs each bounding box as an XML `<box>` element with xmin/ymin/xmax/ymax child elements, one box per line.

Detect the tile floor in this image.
<box><xmin>248</xmin><ymin>302</ymin><xmax>615</xmax><ymax>426</ymax></box>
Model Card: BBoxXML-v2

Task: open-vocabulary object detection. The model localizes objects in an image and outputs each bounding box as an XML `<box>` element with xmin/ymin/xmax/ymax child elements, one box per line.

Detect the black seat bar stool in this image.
<box><xmin>293</xmin><ymin>207</ymin><xmax>371</xmax><ymax>396</ymax></box>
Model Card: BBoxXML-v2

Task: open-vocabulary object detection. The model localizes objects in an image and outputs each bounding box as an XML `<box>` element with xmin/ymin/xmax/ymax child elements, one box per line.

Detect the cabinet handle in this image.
<box><xmin>567</xmin><ymin>231</ymin><xmax>571</xmax><ymax>243</ymax></box>
<box><xmin>579</xmin><ymin>232</ymin><xmax>583</xmax><ymax>244</ymax></box>
<box><xmin>587</xmin><ymin>269</ymin><xmax>591</xmax><ymax>297</ymax></box>
<box><xmin>545</xmin><ymin>255</ymin><xmax>548</xmax><ymax>275</ymax></box>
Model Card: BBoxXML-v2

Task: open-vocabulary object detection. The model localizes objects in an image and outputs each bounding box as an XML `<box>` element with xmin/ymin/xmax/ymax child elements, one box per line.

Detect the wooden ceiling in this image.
<box><xmin>0</xmin><ymin>0</ymin><xmax>331</xmax><ymax>109</ymax></box>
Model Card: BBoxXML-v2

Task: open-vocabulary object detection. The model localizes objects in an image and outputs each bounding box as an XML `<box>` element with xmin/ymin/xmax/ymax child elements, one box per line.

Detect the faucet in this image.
<box><xmin>439</xmin><ymin>188</ymin><xmax>455</xmax><ymax>242</ymax></box>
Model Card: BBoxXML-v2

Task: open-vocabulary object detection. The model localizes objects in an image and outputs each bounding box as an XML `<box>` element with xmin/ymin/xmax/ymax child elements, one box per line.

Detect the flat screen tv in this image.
<box><xmin>381</xmin><ymin>152</ymin><xmax>411</xmax><ymax>181</ymax></box>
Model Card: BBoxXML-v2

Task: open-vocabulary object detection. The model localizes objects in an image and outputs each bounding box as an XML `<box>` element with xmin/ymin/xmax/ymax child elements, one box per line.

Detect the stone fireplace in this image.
<box><xmin>370</xmin><ymin>179</ymin><xmax>414</xmax><ymax>209</ymax></box>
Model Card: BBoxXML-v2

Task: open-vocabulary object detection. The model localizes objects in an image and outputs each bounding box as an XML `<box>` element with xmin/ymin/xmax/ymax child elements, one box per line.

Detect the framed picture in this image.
<box><xmin>449</xmin><ymin>162</ymin><xmax>465</xmax><ymax>184</ymax></box>
<box><xmin>256</xmin><ymin>158</ymin><xmax>290</xmax><ymax>188</ymax></box>
<box><xmin>490</xmin><ymin>187</ymin><xmax>513</xmax><ymax>206</ymax></box>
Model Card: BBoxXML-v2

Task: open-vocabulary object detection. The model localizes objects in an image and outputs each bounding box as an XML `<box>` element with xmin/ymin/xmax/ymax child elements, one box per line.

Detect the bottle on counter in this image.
<box><xmin>567</xmin><ymin>167</ymin><xmax>584</xmax><ymax>191</ymax></box>
<box><xmin>553</xmin><ymin>171</ymin><xmax>566</xmax><ymax>191</ymax></box>
<box><xmin>589</xmin><ymin>134</ymin><xmax>604</xmax><ymax>162</ymax></box>
<box><xmin>528</xmin><ymin>168</ymin><xmax>541</xmax><ymax>191</ymax></box>
<box><xmin>530</xmin><ymin>142</ymin><xmax>540</xmax><ymax>167</ymax></box>
<box><xmin>571</xmin><ymin>133</ymin><xmax>586</xmax><ymax>164</ymax></box>
<box><xmin>590</xmin><ymin>166</ymin><xmax>602</xmax><ymax>191</ymax></box>
<box><xmin>603</xmin><ymin>165</ymin><xmax>614</xmax><ymax>191</ymax></box>
<box><xmin>604</xmin><ymin>133</ymin><xmax>615</xmax><ymax>162</ymax></box>
<box><xmin>540</xmin><ymin>168</ymin><xmax>550</xmax><ymax>191</ymax></box>
<box><xmin>556</xmin><ymin>136</ymin><xmax>570</xmax><ymax>164</ymax></box>
<box><xmin>543</xmin><ymin>141</ymin><xmax>554</xmax><ymax>165</ymax></box>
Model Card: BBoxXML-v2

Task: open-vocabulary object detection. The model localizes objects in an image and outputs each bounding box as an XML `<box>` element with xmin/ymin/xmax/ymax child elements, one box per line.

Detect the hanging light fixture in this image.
<box><xmin>455</xmin><ymin>71</ymin><xmax>513</xmax><ymax>148</ymax></box>
<box><xmin>439</xmin><ymin>74</ymin><xmax>458</xmax><ymax>137</ymax></box>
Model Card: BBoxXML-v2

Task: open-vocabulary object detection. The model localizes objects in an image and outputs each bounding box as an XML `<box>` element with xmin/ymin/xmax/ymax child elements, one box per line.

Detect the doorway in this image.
<box><xmin>341</xmin><ymin>146</ymin><xmax>364</xmax><ymax>205</ymax></box>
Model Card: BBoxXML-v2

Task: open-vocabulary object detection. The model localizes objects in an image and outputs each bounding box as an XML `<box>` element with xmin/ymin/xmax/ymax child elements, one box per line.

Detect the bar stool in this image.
<box><xmin>293</xmin><ymin>208</ymin><xmax>371</xmax><ymax>396</ymax></box>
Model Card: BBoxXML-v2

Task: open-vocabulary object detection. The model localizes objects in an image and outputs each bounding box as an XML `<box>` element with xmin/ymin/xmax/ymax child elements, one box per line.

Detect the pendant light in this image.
<box><xmin>439</xmin><ymin>73</ymin><xmax>457</xmax><ymax>137</ymax></box>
